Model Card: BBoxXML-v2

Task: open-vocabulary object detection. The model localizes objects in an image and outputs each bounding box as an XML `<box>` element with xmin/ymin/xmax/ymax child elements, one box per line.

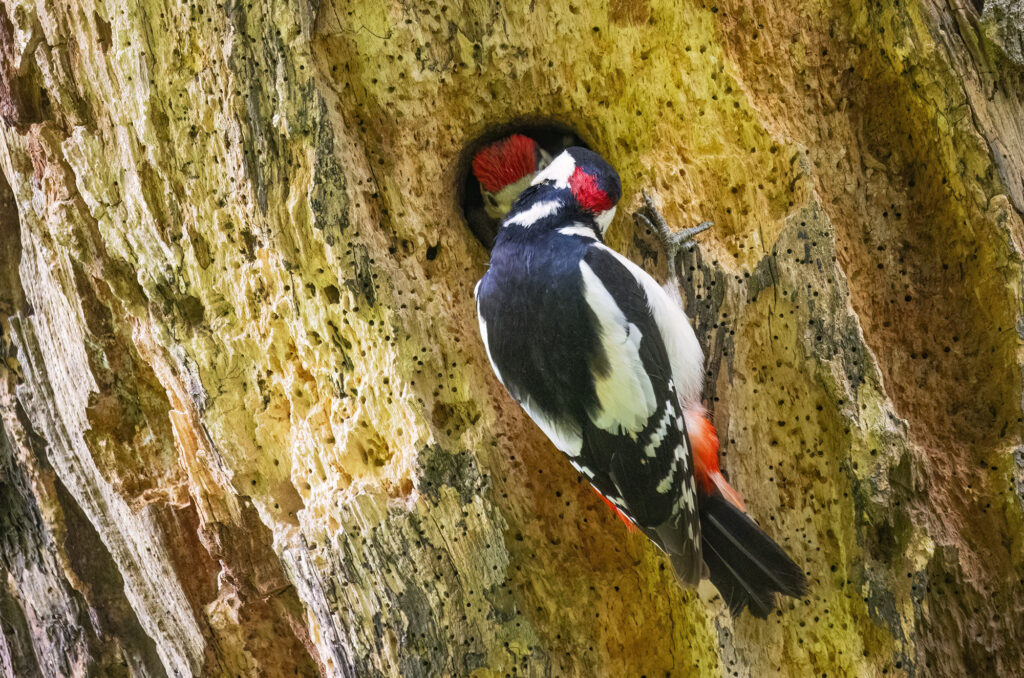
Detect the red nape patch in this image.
<box><xmin>569</xmin><ymin>167</ymin><xmax>614</xmax><ymax>213</ymax></box>
<box><xmin>472</xmin><ymin>134</ymin><xmax>538</xmax><ymax>192</ymax></box>
<box><xmin>594</xmin><ymin>490</ymin><xmax>639</xmax><ymax>532</ymax></box>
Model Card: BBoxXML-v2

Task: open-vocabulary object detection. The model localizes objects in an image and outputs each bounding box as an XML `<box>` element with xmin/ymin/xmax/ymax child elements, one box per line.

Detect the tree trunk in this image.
<box><xmin>0</xmin><ymin>0</ymin><xmax>1022</xmax><ymax>675</ymax></box>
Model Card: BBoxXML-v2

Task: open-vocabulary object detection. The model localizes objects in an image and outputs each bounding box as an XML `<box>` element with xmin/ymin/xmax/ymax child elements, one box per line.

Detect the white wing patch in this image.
<box><xmin>579</xmin><ymin>261</ymin><xmax>657</xmax><ymax>434</ymax></box>
<box><xmin>593</xmin><ymin>243</ymin><xmax>705</xmax><ymax>406</ymax></box>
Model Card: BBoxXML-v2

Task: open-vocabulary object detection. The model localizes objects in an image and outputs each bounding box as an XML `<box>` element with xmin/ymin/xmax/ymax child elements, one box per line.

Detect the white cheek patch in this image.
<box><xmin>595</xmin><ymin>206</ymin><xmax>617</xmax><ymax>235</ymax></box>
<box><xmin>531</xmin><ymin>151</ymin><xmax>576</xmax><ymax>188</ymax></box>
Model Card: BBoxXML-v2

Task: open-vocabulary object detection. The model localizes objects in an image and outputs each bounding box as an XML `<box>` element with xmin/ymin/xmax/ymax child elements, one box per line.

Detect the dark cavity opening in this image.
<box><xmin>458</xmin><ymin>119</ymin><xmax>589</xmax><ymax>249</ymax></box>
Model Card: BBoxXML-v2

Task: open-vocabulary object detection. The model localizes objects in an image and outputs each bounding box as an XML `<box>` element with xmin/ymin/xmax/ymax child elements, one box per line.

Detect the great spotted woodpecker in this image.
<box><xmin>474</xmin><ymin>147</ymin><xmax>806</xmax><ymax>616</ymax></box>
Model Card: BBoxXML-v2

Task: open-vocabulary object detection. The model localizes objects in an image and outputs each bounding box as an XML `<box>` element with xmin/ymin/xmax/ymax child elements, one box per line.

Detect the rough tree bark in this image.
<box><xmin>0</xmin><ymin>0</ymin><xmax>1022</xmax><ymax>676</ymax></box>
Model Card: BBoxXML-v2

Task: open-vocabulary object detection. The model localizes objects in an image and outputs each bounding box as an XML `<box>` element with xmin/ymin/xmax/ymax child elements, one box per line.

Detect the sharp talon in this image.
<box><xmin>674</xmin><ymin>221</ymin><xmax>714</xmax><ymax>242</ymax></box>
<box><xmin>633</xmin><ymin>189</ymin><xmax>711</xmax><ymax>280</ymax></box>
<box><xmin>632</xmin><ymin>211</ymin><xmax>654</xmax><ymax>232</ymax></box>
<box><xmin>641</xmin><ymin>189</ymin><xmax>655</xmax><ymax>210</ymax></box>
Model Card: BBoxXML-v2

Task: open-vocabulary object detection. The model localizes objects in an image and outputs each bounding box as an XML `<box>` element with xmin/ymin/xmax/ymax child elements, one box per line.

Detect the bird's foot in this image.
<box><xmin>632</xmin><ymin>190</ymin><xmax>712</xmax><ymax>269</ymax></box>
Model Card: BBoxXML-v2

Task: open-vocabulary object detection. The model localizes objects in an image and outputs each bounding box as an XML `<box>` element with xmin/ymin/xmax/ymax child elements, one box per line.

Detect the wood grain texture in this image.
<box><xmin>0</xmin><ymin>0</ymin><xmax>1021</xmax><ymax>676</ymax></box>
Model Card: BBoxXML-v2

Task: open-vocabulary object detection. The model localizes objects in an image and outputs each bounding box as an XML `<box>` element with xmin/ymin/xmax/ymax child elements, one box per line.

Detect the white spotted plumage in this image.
<box><xmin>645</xmin><ymin>404</ymin><xmax>675</xmax><ymax>457</ymax></box>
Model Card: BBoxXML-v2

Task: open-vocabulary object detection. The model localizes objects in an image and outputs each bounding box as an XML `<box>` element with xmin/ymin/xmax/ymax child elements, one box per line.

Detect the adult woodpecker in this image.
<box><xmin>474</xmin><ymin>147</ymin><xmax>806</xmax><ymax>616</ymax></box>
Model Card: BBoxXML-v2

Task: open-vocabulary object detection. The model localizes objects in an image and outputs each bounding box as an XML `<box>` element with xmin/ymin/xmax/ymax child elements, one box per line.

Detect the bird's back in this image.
<box><xmin>476</xmin><ymin>228</ymin><xmax>601</xmax><ymax>425</ymax></box>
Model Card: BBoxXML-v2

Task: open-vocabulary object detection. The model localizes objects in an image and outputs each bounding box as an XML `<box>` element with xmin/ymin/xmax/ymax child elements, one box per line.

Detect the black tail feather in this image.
<box><xmin>700</xmin><ymin>494</ymin><xmax>806</xmax><ymax>618</ymax></box>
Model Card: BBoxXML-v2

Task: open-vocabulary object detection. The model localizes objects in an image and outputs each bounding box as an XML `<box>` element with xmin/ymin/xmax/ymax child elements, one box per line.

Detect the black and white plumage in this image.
<box><xmin>474</xmin><ymin>147</ymin><xmax>806</xmax><ymax>616</ymax></box>
<box><xmin>475</xmin><ymin>147</ymin><xmax>708</xmax><ymax>582</ymax></box>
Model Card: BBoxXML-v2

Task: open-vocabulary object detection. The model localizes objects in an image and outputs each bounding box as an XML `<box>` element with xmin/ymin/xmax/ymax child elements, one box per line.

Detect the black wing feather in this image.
<box><xmin>579</xmin><ymin>247</ymin><xmax>703</xmax><ymax>583</ymax></box>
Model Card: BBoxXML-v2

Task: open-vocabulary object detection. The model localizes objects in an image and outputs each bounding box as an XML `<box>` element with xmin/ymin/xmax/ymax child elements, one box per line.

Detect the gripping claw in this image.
<box><xmin>632</xmin><ymin>189</ymin><xmax>712</xmax><ymax>286</ymax></box>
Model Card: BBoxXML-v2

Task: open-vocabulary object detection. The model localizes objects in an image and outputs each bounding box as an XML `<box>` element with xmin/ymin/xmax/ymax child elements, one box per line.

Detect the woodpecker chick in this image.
<box><xmin>474</xmin><ymin>147</ymin><xmax>806</xmax><ymax>616</ymax></box>
<box><xmin>473</xmin><ymin>134</ymin><xmax>554</xmax><ymax>219</ymax></box>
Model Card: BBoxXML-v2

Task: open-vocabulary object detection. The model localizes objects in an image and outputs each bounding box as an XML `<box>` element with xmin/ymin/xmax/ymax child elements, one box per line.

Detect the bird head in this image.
<box><xmin>472</xmin><ymin>134</ymin><xmax>552</xmax><ymax>219</ymax></box>
<box><xmin>530</xmin><ymin>147</ymin><xmax>622</xmax><ymax>235</ymax></box>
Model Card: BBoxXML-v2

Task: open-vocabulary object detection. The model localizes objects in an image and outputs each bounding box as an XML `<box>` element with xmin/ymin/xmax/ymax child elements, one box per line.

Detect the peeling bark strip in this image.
<box><xmin>0</xmin><ymin>0</ymin><xmax>1022</xmax><ymax>676</ymax></box>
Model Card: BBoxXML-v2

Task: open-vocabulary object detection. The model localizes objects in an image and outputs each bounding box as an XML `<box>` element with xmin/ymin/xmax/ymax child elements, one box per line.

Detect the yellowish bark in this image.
<box><xmin>0</xmin><ymin>0</ymin><xmax>1022</xmax><ymax>675</ymax></box>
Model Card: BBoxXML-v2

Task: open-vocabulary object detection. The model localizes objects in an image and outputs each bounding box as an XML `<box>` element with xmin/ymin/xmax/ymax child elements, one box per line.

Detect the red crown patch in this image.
<box><xmin>472</xmin><ymin>134</ymin><xmax>539</xmax><ymax>193</ymax></box>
